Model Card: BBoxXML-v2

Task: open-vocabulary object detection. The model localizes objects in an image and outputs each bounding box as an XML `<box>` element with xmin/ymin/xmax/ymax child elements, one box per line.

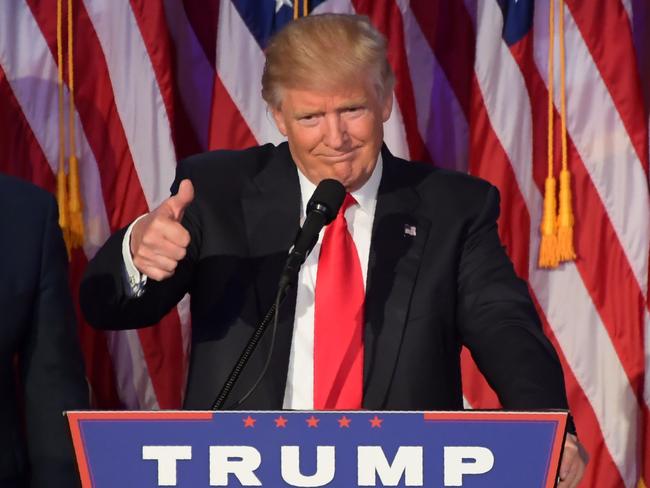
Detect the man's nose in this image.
<box><xmin>322</xmin><ymin>114</ymin><xmax>347</xmax><ymax>149</ymax></box>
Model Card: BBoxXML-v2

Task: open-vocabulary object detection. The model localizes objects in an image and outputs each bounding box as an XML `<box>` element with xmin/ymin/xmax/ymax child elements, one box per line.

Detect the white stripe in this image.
<box><xmin>0</xmin><ymin>1</ymin><xmax>161</xmax><ymax>408</ymax></box>
<box><xmin>215</xmin><ymin>0</ymin><xmax>284</xmax><ymax>145</ymax></box>
<box><xmin>621</xmin><ymin>0</ymin><xmax>633</xmax><ymax>24</ymax></box>
<box><xmin>314</xmin><ymin>0</ymin><xmax>355</xmax><ymax>14</ymax></box>
<box><xmin>534</xmin><ymin>0</ymin><xmax>650</xmax><ymax>299</ymax></box>
<box><xmin>474</xmin><ymin>1</ymin><xmax>639</xmax><ymax>485</ymax></box>
<box><xmin>400</xmin><ymin>1</ymin><xmax>470</xmax><ymax>170</ymax></box>
<box><xmin>163</xmin><ymin>0</ymin><xmax>215</xmax><ymax>151</ymax></box>
<box><xmin>462</xmin><ymin>395</ymin><xmax>472</xmax><ymax>409</ymax></box>
<box><xmin>383</xmin><ymin>95</ymin><xmax>411</xmax><ymax>160</ymax></box>
<box><xmin>106</xmin><ymin>330</ymin><xmax>160</xmax><ymax>409</ymax></box>
<box><xmin>83</xmin><ymin>0</ymin><xmax>178</xmax><ymax>209</ymax></box>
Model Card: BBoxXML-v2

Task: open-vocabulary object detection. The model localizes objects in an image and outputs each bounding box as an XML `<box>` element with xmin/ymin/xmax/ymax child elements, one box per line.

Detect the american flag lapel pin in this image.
<box><xmin>404</xmin><ymin>224</ymin><xmax>417</xmax><ymax>237</ymax></box>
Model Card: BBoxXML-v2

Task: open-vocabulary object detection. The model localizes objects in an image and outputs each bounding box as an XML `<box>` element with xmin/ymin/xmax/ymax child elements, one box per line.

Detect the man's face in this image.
<box><xmin>271</xmin><ymin>80</ymin><xmax>393</xmax><ymax>192</ymax></box>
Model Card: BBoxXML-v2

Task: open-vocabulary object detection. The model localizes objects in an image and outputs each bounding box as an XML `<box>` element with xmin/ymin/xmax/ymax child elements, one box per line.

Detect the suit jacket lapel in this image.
<box><xmin>363</xmin><ymin>147</ymin><xmax>431</xmax><ymax>409</ymax></box>
<box><xmin>239</xmin><ymin>142</ymin><xmax>301</xmax><ymax>408</ymax></box>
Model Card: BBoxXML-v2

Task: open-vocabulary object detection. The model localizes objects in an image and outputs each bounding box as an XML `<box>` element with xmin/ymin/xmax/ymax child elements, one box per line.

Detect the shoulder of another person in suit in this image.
<box><xmin>0</xmin><ymin>174</ymin><xmax>56</xmax><ymax>226</ymax></box>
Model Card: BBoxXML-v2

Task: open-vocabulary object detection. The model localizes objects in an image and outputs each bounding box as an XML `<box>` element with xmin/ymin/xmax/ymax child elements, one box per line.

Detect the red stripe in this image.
<box><xmin>565</xmin><ymin>0</ymin><xmax>650</xmax><ymax>177</ymax></box>
<box><xmin>208</xmin><ymin>74</ymin><xmax>258</xmax><ymax>150</ymax></box>
<box><xmin>410</xmin><ymin>0</ymin><xmax>474</xmax><ymax>121</ymax></box>
<box><xmin>460</xmin><ymin>347</ymin><xmax>501</xmax><ymax>408</ymax></box>
<box><xmin>424</xmin><ymin>411</ymin><xmax>567</xmax><ymax>422</ymax></box>
<box><xmin>641</xmin><ymin>407</ymin><xmax>650</xmax><ymax>480</ymax></box>
<box><xmin>0</xmin><ymin>65</ymin><xmax>55</xmax><ymax>192</ymax></box>
<box><xmin>182</xmin><ymin>0</ymin><xmax>219</xmax><ymax>70</ymax></box>
<box><xmin>536</xmin><ymin>296</ymin><xmax>627</xmax><ymax>488</ymax></box>
<box><xmin>134</xmin><ymin>314</ymin><xmax>184</xmax><ymax>409</ymax></box>
<box><xmin>128</xmin><ymin>0</ymin><xmax>202</xmax><ymax>159</ymax></box>
<box><xmin>352</xmin><ymin>0</ymin><xmax>432</xmax><ymax>163</ymax></box>
<box><xmin>70</xmin><ymin>411</ymin><xmax>213</xmax><ymax>420</ymax></box>
<box><xmin>510</xmin><ymin>35</ymin><xmax>647</xmax><ymax>406</ymax></box>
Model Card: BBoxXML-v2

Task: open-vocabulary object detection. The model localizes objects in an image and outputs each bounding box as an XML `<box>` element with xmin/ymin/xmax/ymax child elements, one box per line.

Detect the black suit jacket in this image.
<box><xmin>0</xmin><ymin>175</ymin><xmax>88</xmax><ymax>487</ymax></box>
<box><xmin>81</xmin><ymin>143</ymin><xmax>569</xmax><ymax>415</ymax></box>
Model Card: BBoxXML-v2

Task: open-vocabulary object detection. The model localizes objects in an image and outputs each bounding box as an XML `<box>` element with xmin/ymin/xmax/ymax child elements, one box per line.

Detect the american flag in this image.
<box><xmin>1</xmin><ymin>1</ymin><xmax>648</xmax><ymax>486</ymax></box>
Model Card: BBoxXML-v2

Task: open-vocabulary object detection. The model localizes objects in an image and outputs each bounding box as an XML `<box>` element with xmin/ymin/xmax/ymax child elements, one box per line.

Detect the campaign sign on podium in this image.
<box><xmin>67</xmin><ymin>410</ymin><xmax>567</xmax><ymax>487</ymax></box>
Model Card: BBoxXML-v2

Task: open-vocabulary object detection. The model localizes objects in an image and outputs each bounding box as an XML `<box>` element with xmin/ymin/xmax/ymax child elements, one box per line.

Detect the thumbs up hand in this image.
<box><xmin>130</xmin><ymin>179</ymin><xmax>194</xmax><ymax>281</ymax></box>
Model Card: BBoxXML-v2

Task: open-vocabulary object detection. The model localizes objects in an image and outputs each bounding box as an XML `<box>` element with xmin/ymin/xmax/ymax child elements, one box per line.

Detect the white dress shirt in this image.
<box><xmin>283</xmin><ymin>157</ymin><xmax>382</xmax><ymax>409</ymax></box>
<box><xmin>122</xmin><ymin>155</ymin><xmax>383</xmax><ymax>409</ymax></box>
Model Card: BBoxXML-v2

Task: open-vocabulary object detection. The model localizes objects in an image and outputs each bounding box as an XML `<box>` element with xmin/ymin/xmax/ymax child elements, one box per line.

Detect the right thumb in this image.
<box><xmin>168</xmin><ymin>179</ymin><xmax>194</xmax><ymax>220</ymax></box>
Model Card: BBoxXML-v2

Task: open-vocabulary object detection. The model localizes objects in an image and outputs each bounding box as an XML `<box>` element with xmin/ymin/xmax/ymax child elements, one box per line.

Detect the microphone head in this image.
<box><xmin>306</xmin><ymin>179</ymin><xmax>346</xmax><ymax>224</ymax></box>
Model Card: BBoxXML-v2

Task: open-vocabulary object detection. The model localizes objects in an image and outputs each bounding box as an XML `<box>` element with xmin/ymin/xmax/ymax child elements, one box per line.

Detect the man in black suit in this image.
<box><xmin>1</xmin><ymin>174</ymin><xmax>88</xmax><ymax>487</ymax></box>
<box><xmin>80</xmin><ymin>13</ymin><xmax>585</xmax><ymax>486</ymax></box>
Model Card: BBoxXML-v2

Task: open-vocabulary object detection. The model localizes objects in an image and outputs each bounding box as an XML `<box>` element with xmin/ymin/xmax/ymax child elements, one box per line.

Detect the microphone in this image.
<box><xmin>278</xmin><ymin>178</ymin><xmax>346</xmax><ymax>293</ymax></box>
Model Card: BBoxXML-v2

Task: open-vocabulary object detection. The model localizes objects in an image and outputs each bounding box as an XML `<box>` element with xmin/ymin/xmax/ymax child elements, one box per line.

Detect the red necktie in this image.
<box><xmin>314</xmin><ymin>193</ymin><xmax>364</xmax><ymax>409</ymax></box>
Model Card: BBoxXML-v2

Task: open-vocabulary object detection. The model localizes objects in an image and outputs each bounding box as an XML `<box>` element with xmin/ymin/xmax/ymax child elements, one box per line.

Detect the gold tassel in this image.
<box><xmin>67</xmin><ymin>0</ymin><xmax>84</xmax><ymax>248</ymax></box>
<box><xmin>539</xmin><ymin>176</ymin><xmax>559</xmax><ymax>268</ymax></box>
<box><xmin>57</xmin><ymin>160</ymin><xmax>71</xmax><ymax>253</ymax></box>
<box><xmin>556</xmin><ymin>0</ymin><xmax>575</xmax><ymax>262</ymax></box>
<box><xmin>294</xmin><ymin>0</ymin><xmax>298</xmax><ymax>19</ymax></box>
<box><xmin>68</xmin><ymin>154</ymin><xmax>85</xmax><ymax>247</ymax></box>
<box><xmin>539</xmin><ymin>0</ymin><xmax>559</xmax><ymax>268</ymax></box>
<box><xmin>557</xmin><ymin>169</ymin><xmax>575</xmax><ymax>260</ymax></box>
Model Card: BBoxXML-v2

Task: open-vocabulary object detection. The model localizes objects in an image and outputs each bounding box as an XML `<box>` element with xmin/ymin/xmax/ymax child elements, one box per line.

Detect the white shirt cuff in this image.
<box><xmin>122</xmin><ymin>215</ymin><xmax>148</xmax><ymax>297</ymax></box>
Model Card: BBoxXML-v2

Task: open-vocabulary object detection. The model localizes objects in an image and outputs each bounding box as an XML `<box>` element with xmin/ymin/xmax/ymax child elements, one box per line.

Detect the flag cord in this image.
<box><xmin>67</xmin><ymin>0</ymin><xmax>84</xmax><ymax>249</ymax></box>
<box><xmin>556</xmin><ymin>0</ymin><xmax>576</xmax><ymax>261</ymax></box>
<box><xmin>56</xmin><ymin>0</ymin><xmax>84</xmax><ymax>256</ymax></box>
<box><xmin>539</xmin><ymin>0</ymin><xmax>575</xmax><ymax>268</ymax></box>
<box><xmin>56</xmin><ymin>0</ymin><xmax>70</xmax><ymax>253</ymax></box>
<box><xmin>294</xmin><ymin>0</ymin><xmax>308</xmax><ymax>19</ymax></box>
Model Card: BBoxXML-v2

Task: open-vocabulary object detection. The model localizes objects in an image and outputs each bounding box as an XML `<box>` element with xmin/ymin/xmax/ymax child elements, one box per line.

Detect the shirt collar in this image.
<box><xmin>297</xmin><ymin>153</ymin><xmax>383</xmax><ymax>217</ymax></box>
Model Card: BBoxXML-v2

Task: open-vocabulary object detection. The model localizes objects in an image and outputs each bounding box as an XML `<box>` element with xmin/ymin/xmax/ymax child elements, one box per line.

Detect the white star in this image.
<box><xmin>275</xmin><ymin>0</ymin><xmax>293</xmax><ymax>13</ymax></box>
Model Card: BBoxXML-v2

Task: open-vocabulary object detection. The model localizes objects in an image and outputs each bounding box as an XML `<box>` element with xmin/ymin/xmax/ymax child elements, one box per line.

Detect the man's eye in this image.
<box><xmin>297</xmin><ymin>114</ymin><xmax>320</xmax><ymax>126</ymax></box>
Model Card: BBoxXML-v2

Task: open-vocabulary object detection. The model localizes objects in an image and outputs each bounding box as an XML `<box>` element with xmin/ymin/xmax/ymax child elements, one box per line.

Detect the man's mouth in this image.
<box><xmin>318</xmin><ymin>148</ymin><xmax>358</xmax><ymax>162</ymax></box>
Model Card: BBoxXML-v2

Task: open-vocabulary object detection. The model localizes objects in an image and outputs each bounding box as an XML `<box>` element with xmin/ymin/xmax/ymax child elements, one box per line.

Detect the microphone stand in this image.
<box><xmin>210</xmin><ymin>282</ymin><xmax>290</xmax><ymax>410</ymax></box>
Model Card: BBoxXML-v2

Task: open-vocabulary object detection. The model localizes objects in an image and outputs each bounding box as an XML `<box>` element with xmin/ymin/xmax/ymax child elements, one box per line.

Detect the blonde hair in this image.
<box><xmin>262</xmin><ymin>14</ymin><xmax>395</xmax><ymax>108</ymax></box>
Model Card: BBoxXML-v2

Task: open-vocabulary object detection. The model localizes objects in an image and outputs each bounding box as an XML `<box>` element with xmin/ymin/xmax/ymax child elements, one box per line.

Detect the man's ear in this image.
<box><xmin>381</xmin><ymin>93</ymin><xmax>393</xmax><ymax>122</ymax></box>
<box><xmin>271</xmin><ymin>106</ymin><xmax>288</xmax><ymax>136</ymax></box>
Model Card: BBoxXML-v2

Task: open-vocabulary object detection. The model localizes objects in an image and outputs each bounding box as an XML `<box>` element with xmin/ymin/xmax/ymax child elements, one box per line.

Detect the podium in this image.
<box><xmin>67</xmin><ymin>410</ymin><xmax>567</xmax><ymax>487</ymax></box>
